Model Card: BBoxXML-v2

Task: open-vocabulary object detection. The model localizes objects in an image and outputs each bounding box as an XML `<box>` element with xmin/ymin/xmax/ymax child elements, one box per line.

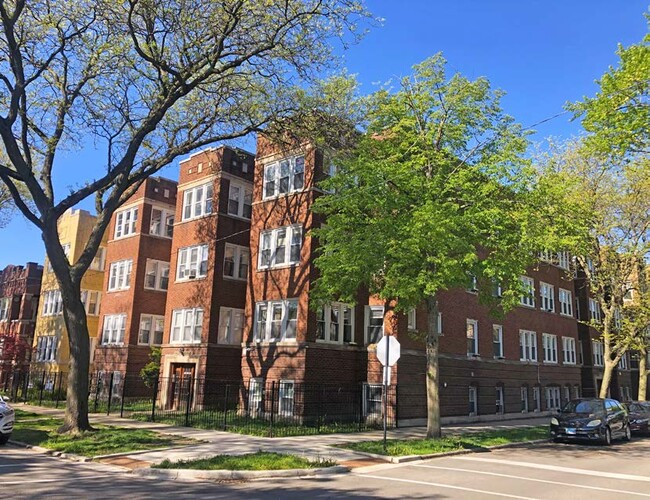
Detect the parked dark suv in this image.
<box><xmin>550</xmin><ymin>398</ymin><xmax>631</xmax><ymax>445</ymax></box>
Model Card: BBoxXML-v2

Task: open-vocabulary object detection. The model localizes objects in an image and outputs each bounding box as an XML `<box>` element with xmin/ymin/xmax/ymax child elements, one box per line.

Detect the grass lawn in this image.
<box><xmin>153</xmin><ymin>451</ymin><xmax>336</xmax><ymax>470</ymax></box>
<box><xmin>340</xmin><ymin>426</ymin><xmax>548</xmax><ymax>456</ymax></box>
<box><xmin>11</xmin><ymin>414</ymin><xmax>195</xmax><ymax>457</ymax></box>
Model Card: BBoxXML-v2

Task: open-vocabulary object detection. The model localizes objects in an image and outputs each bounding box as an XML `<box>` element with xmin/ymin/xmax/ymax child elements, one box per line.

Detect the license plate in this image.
<box><xmin>566</xmin><ymin>428</ymin><xmax>576</xmax><ymax>435</ymax></box>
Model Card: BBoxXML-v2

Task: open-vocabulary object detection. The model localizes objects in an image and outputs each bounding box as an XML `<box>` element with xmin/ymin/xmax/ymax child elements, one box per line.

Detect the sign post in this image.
<box><xmin>375</xmin><ymin>335</ymin><xmax>401</xmax><ymax>453</ymax></box>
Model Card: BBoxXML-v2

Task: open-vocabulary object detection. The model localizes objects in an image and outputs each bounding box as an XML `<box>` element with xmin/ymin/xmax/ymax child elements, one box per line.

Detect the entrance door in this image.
<box><xmin>168</xmin><ymin>363</ymin><xmax>195</xmax><ymax>410</ymax></box>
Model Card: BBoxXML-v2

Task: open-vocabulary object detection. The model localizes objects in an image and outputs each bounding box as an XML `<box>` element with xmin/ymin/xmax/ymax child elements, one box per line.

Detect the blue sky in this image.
<box><xmin>1</xmin><ymin>0</ymin><xmax>648</xmax><ymax>267</ymax></box>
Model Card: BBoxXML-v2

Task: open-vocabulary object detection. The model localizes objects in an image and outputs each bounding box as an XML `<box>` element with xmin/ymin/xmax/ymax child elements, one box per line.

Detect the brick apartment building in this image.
<box><xmin>0</xmin><ymin>262</ymin><xmax>43</xmax><ymax>382</ymax></box>
<box><xmin>93</xmin><ymin>177</ymin><xmax>178</xmax><ymax>392</ymax></box>
<box><xmin>158</xmin><ymin>146</ymin><xmax>255</xmax><ymax>408</ymax></box>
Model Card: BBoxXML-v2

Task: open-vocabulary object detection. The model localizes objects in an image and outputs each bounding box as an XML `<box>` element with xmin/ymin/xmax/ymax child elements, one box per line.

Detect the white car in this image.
<box><xmin>0</xmin><ymin>395</ymin><xmax>14</xmax><ymax>445</ymax></box>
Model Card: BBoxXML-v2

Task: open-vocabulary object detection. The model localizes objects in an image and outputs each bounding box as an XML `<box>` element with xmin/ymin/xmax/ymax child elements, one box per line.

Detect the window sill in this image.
<box><xmin>99</xmin><ymin>344</ymin><xmax>125</xmax><ymax>347</ymax></box>
<box><xmin>250</xmin><ymin>339</ymin><xmax>298</xmax><ymax>346</ymax></box>
<box><xmin>175</xmin><ymin>276</ymin><xmax>208</xmax><ymax>284</ymax></box>
<box><xmin>258</xmin><ymin>263</ymin><xmax>300</xmax><ymax>272</ymax></box>
<box><xmin>145</xmin><ymin>233</ymin><xmax>173</xmax><ymax>240</ymax></box>
<box><xmin>178</xmin><ymin>213</ymin><xmax>214</xmax><ymax>225</ymax></box>
<box><xmin>112</xmin><ymin>233</ymin><xmax>139</xmax><ymax>242</ymax></box>
<box><xmin>223</xmin><ymin>212</ymin><xmax>252</xmax><ymax>222</ymax></box>
<box><xmin>559</xmin><ymin>313</ymin><xmax>574</xmax><ymax>318</ymax></box>
<box><xmin>467</xmin><ymin>354</ymin><xmax>481</xmax><ymax>358</ymax></box>
<box><xmin>543</xmin><ymin>361</ymin><xmax>558</xmax><ymax>365</ymax></box>
<box><xmin>223</xmin><ymin>276</ymin><xmax>248</xmax><ymax>282</ymax></box>
<box><xmin>107</xmin><ymin>288</ymin><xmax>131</xmax><ymax>293</ymax></box>
<box><xmin>315</xmin><ymin>339</ymin><xmax>356</xmax><ymax>346</ymax></box>
<box><xmin>144</xmin><ymin>286</ymin><xmax>168</xmax><ymax>292</ymax></box>
<box><xmin>261</xmin><ymin>189</ymin><xmax>307</xmax><ymax>203</ymax></box>
<box><xmin>493</xmin><ymin>356</ymin><xmax>505</xmax><ymax>360</ymax></box>
<box><xmin>170</xmin><ymin>341</ymin><xmax>202</xmax><ymax>346</ymax></box>
<box><xmin>518</xmin><ymin>303</ymin><xmax>536</xmax><ymax>309</ymax></box>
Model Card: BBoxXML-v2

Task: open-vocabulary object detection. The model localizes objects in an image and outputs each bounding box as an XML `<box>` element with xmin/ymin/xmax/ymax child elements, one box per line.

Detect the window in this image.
<box><xmin>545</xmin><ymin>386</ymin><xmax>562</xmax><ymax>410</ymax></box>
<box><xmin>592</xmin><ymin>341</ymin><xmax>604</xmax><ymax>367</ymax></box>
<box><xmin>540</xmin><ymin>282</ymin><xmax>555</xmax><ymax>312</ymax></box>
<box><xmin>182</xmin><ymin>182</ymin><xmax>213</xmax><ymax>221</ymax></box>
<box><xmin>519</xmin><ymin>330</ymin><xmax>537</xmax><ymax>361</ymax></box>
<box><xmin>467</xmin><ymin>319</ymin><xmax>479</xmax><ymax>356</ymax></box>
<box><xmin>573</xmin><ymin>385</ymin><xmax>581</xmax><ymax>399</ymax></box>
<box><xmin>588</xmin><ymin>298</ymin><xmax>601</xmax><ymax>322</ymax></box>
<box><xmin>562</xmin><ymin>337</ymin><xmax>577</xmax><ymax>365</ymax></box>
<box><xmin>143</xmin><ymin>259</ymin><xmax>170</xmax><ymax>291</ymax></box>
<box><xmin>35</xmin><ymin>335</ymin><xmax>58</xmax><ymax>361</ymax></box>
<box><xmin>279</xmin><ymin>380</ymin><xmax>295</xmax><ymax>416</ymax></box>
<box><xmin>0</xmin><ymin>297</ymin><xmax>10</xmax><ymax>321</ymax></box>
<box><xmin>263</xmin><ymin>156</ymin><xmax>305</xmax><ymax>199</ymax></box>
<box><xmin>469</xmin><ymin>386</ymin><xmax>478</xmax><ymax>416</ymax></box>
<box><xmin>139</xmin><ymin>314</ymin><xmax>164</xmax><ymax>345</ymax></box>
<box><xmin>619</xmin><ymin>352</ymin><xmax>629</xmax><ymax>370</ymax></box>
<box><xmin>563</xmin><ymin>385</ymin><xmax>571</xmax><ymax>405</ymax></box>
<box><xmin>223</xmin><ymin>244</ymin><xmax>249</xmax><ymax>280</ymax></box>
<box><xmin>170</xmin><ymin>308</ymin><xmax>203</xmax><ymax>344</ymax></box>
<box><xmin>495</xmin><ymin>386</ymin><xmax>505</xmax><ymax>414</ymax></box>
<box><xmin>150</xmin><ymin>207</ymin><xmax>174</xmax><ymax>238</ymax></box>
<box><xmin>542</xmin><ymin>333</ymin><xmax>558</xmax><ymax>363</ymax></box>
<box><xmin>114</xmin><ymin>207</ymin><xmax>138</xmax><ymax>238</ymax></box>
<box><xmin>80</xmin><ymin>290</ymin><xmax>101</xmax><ymax>316</ymax></box>
<box><xmin>520</xmin><ymin>386</ymin><xmax>529</xmax><ymax>412</ymax></box>
<box><xmin>41</xmin><ymin>290</ymin><xmax>63</xmax><ymax>316</ymax></box>
<box><xmin>437</xmin><ymin>312</ymin><xmax>443</xmax><ymax>336</ymax></box>
<box><xmin>258</xmin><ymin>225</ymin><xmax>302</xmax><ymax>269</ymax></box>
<box><xmin>363</xmin><ymin>383</ymin><xmax>383</xmax><ymax>417</ymax></box>
<box><xmin>558</xmin><ymin>288</ymin><xmax>573</xmax><ymax>316</ymax></box>
<box><xmin>218</xmin><ymin>307</ymin><xmax>244</xmax><ymax>345</ymax></box>
<box><xmin>407</xmin><ymin>308</ymin><xmax>417</xmax><ymax>330</ymax></box>
<box><xmin>613</xmin><ymin>308</ymin><xmax>622</xmax><ymax>330</ymax></box>
<box><xmin>227</xmin><ymin>181</ymin><xmax>253</xmax><ymax>219</ymax></box>
<box><xmin>248</xmin><ymin>378</ymin><xmax>263</xmax><ymax>414</ymax></box>
<box><xmin>317</xmin><ymin>303</ymin><xmax>354</xmax><ymax>343</ymax></box>
<box><xmin>556</xmin><ymin>251</ymin><xmax>570</xmax><ymax>270</ymax></box>
<box><xmin>492</xmin><ymin>324</ymin><xmax>504</xmax><ymax>358</ymax></box>
<box><xmin>254</xmin><ymin>299</ymin><xmax>298</xmax><ymax>342</ymax></box>
<box><xmin>467</xmin><ymin>275</ymin><xmax>478</xmax><ymax>293</ymax></box>
<box><xmin>520</xmin><ymin>276</ymin><xmax>535</xmax><ymax>307</ymax></box>
<box><xmin>365</xmin><ymin>305</ymin><xmax>384</xmax><ymax>344</ymax></box>
<box><xmin>102</xmin><ymin>314</ymin><xmax>126</xmax><ymax>345</ymax></box>
<box><xmin>177</xmin><ymin>244</ymin><xmax>209</xmax><ymax>280</ymax></box>
<box><xmin>90</xmin><ymin>247</ymin><xmax>106</xmax><ymax>271</ymax></box>
<box><xmin>532</xmin><ymin>386</ymin><xmax>541</xmax><ymax>412</ymax></box>
<box><xmin>108</xmin><ymin>260</ymin><xmax>133</xmax><ymax>291</ymax></box>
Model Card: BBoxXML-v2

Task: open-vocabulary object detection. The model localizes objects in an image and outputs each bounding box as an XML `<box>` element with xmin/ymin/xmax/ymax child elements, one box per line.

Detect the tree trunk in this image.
<box><xmin>599</xmin><ymin>359</ymin><xmax>614</xmax><ymax>399</ymax></box>
<box><xmin>58</xmin><ymin>280</ymin><xmax>92</xmax><ymax>433</ymax></box>
<box><xmin>638</xmin><ymin>350</ymin><xmax>648</xmax><ymax>401</ymax></box>
<box><xmin>425</xmin><ymin>295</ymin><xmax>441</xmax><ymax>439</ymax></box>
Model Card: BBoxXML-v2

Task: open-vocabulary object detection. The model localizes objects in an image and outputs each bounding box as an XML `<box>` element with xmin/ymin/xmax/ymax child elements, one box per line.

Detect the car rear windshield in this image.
<box><xmin>562</xmin><ymin>400</ymin><xmax>603</xmax><ymax>414</ymax></box>
<box><xmin>628</xmin><ymin>403</ymin><xmax>650</xmax><ymax>413</ymax></box>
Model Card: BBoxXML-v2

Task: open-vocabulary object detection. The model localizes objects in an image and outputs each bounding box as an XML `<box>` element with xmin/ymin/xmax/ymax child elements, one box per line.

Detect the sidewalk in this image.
<box><xmin>17</xmin><ymin>404</ymin><xmax>550</xmax><ymax>466</ymax></box>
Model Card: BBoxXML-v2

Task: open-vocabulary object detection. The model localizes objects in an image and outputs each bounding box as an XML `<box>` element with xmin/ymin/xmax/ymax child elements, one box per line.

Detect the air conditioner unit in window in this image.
<box><xmin>188</xmin><ymin>270</ymin><xmax>197</xmax><ymax>280</ymax></box>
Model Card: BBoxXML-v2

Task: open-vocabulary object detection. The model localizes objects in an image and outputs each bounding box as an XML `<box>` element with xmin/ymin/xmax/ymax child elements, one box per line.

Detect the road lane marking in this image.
<box><xmin>412</xmin><ymin>464</ymin><xmax>650</xmax><ymax>497</ymax></box>
<box><xmin>450</xmin><ymin>456</ymin><xmax>650</xmax><ymax>482</ymax></box>
<box><xmin>356</xmin><ymin>473</ymin><xmax>539</xmax><ymax>499</ymax></box>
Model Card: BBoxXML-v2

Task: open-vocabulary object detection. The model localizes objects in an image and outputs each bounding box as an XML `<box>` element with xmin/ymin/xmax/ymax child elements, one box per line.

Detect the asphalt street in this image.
<box><xmin>2</xmin><ymin>438</ymin><xmax>650</xmax><ymax>499</ymax></box>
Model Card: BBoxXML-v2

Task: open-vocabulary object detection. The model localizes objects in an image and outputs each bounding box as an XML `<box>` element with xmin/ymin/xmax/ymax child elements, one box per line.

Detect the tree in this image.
<box><xmin>312</xmin><ymin>55</ymin><xmax>564</xmax><ymax>438</ymax></box>
<box><xmin>0</xmin><ymin>0</ymin><xmax>370</xmax><ymax>433</ymax></box>
<box><xmin>140</xmin><ymin>346</ymin><xmax>161</xmax><ymax>388</ymax></box>
<box><xmin>623</xmin><ymin>279</ymin><xmax>650</xmax><ymax>400</ymax></box>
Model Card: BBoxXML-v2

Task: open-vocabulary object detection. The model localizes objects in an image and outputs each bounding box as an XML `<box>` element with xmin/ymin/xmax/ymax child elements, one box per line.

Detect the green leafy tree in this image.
<box><xmin>312</xmin><ymin>55</ymin><xmax>567</xmax><ymax>438</ymax></box>
<box><xmin>0</xmin><ymin>0</ymin><xmax>370</xmax><ymax>433</ymax></box>
<box><xmin>623</xmin><ymin>280</ymin><xmax>650</xmax><ymax>400</ymax></box>
<box><xmin>140</xmin><ymin>346</ymin><xmax>161</xmax><ymax>388</ymax></box>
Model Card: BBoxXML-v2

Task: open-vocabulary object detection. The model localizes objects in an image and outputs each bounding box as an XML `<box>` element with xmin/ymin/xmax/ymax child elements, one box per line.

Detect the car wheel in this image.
<box><xmin>624</xmin><ymin>424</ymin><xmax>632</xmax><ymax>442</ymax></box>
<box><xmin>0</xmin><ymin>434</ymin><xmax>9</xmax><ymax>445</ymax></box>
<box><xmin>602</xmin><ymin>427</ymin><xmax>612</xmax><ymax>446</ymax></box>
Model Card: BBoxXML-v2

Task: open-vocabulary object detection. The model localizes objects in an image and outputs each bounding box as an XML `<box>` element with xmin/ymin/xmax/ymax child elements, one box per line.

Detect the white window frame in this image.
<box><xmin>138</xmin><ymin>314</ymin><xmax>164</xmax><ymax>345</ymax></box>
<box><xmin>619</xmin><ymin>352</ymin><xmax>629</xmax><ymax>370</ymax></box>
<box><xmin>223</xmin><ymin>244</ymin><xmax>249</xmax><ymax>281</ymax></box>
<box><xmin>227</xmin><ymin>180</ymin><xmax>253</xmax><ymax>219</ymax></box>
<box><xmin>469</xmin><ymin>386</ymin><xmax>478</xmax><ymax>416</ymax></box>
<box><xmin>533</xmin><ymin>386</ymin><xmax>541</xmax><ymax>412</ymax></box>
<box><xmin>254</xmin><ymin>299</ymin><xmax>298</xmax><ymax>342</ymax></box>
<box><xmin>467</xmin><ymin>319</ymin><xmax>479</xmax><ymax>356</ymax></box>
<box><xmin>520</xmin><ymin>386</ymin><xmax>529</xmax><ymax>413</ymax></box>
<box><xmin>492</xmin><ymin>324</ymin><xmax>504</xmax><ymax>358</ymax></box>
<box><xmin>263</xmin><ymin>155</ymin><xmax>305</xmax><ymax>199</ymax></box>
<box><xmin>144</xmin><ymin>259</ymin><xmax>170</xmax><ymax>291</ymax></box>
<box><xmin>588</xmin><ymin>298</ymin><xmax>601</xmax><ymax>322</ymax></box>
<box><xmin>520</xmin><ymin>276</ymin><xmax>535</xmax><ymax>307</ymax></box>
<box><xmin>562</xmin><ymin>336</ymin><xmax>577</xmax><ymax>365</ymax></box>
<box><xmin>542</xmin><ymin>333</ymin><xmax>558</xmax><ymax>364</ymax></box>
<box><xmin>364</xmin><ymin>305</ymin><xmax>384</xmax><ymax>345</ymax></box>
<box><xmin>545</xmin><ymin>386</ymin><xmax>562</xmax><ymax>410</ymax></box>
<box><xmin>101</xmin><ymin>314</ymin><xmax>127</xmax><ymax>345</ymax></box>
<box><xmin>0</xmin><ymin>297</ymin><xmax>10</xmax><ymax>321</ymax></box>
<box><xmin>218</xmin><ymin>307</ymin><xmax>244</xmax><ymax>345</ymax></box>
<box><xmin>592</xmin><ymin>340</ymin><xmax>604</xmax><ymax>367</ymax></box>
<box><xmin>248</xmin><ymin>378</ymin><xmax>263</xmax><ymax>414</ymax></box>
<box><xmin>108</xmin><ymin>259</ymin><xmax>133</xmax><ymax>291</ymax></box>
<box><xmin>90</xmin><ymin>247</ymin><xmax>106</xmax><ymax>271</ymax></box>
<box><xmin>177</xmin><ymin>244</ymin><xmax>209</xmax><ymax>281</ymax></box>
<box><xmin>317</xmin><ymin>302</ymin><xmax>355</xmax><ymax>344</ymax></box>
<box><xmin>407</xmin><ymin>308</ymin><xmax>417</xmax><ymax>330</ymax></box>
<box><xmin>258</xmin><ymin>225</ymin><xmax>302</xmax><ymax>270</ymax></box>
<box><xmin>114</xmin><ymin>207</ymin><xmax>138</xmax><ymax>239</ymax></box>
<box><xmin>557</xmin><ymin>251</ymin><xmax>570</xmax><ymax>270</ymax></box>
<box><xmin>496</xmin><ymin>386</ymin><xmax>505</xmax><ymax>414</ymax></box>
<box><xmin>181</xmin><ymin>182</ymin><xmax>213</xmax><ymax>221</ymax></box>
<box><xmin>363</xmin><ymin>383</ymin><xmax>383</xmax><ymax>417</ymax></box>
<box><xmin>41</xmin><ymin>290</ymin><xmax>63</xmax><ymax>316</ymax></box>
<box><xmin>540</xmin><ymin>282</ymin><xmax>555</xmax><ymax>312</ymax></box>
<box><xmin>170</xmin><ymin>308</ymin><xmax>204</xmax><ymax>344</ymax></box>
<box><xmin>559</xmin><ymin>288</ymin><xmax>573</xmax><ymax>317</ymax></box>
<box><xmin>519</xmin><ymin>330</ymin><xmax>537</xmax><ymax>362</ymax></box>
<box><xmin>149</xmin><ymin>207</ymin><xmax>174</xmax><ymax>238</ymax></box>
<box><xmin>279</xmin><ymin>380</ymin><xmax>295</xmax><ymax>417</ymax></box>
<box><xmin>36</xmin><ymin>335</ymin><xmax>58</xmax><ymax>362</ymax></box>
<box><xmin>80</xmin><ymin>290</ymin><xmax>101</xmax><ymax>316</ymax></box>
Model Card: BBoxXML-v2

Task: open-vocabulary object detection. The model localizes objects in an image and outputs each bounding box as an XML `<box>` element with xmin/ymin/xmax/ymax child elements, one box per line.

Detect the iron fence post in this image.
<box><xmin>184</xmin><ymin>376</ymin><xmax>193</xmax><ymax>427</ymax></box>
<box><xmin>120</xmin><ymin>375</ymin><xmax>127</xmax><ymax>418</ymax></box>
<box><xmin>222</xmin><ymin>384</ymin><xmax>229</xmax><ymax>431</ymax></box>
<box><xmin>269</xmin><ymin>381</ymin><xmax>276</xmax><ymax>438</ymax></box>
<box><xmin>107</xmin><ymin>372</ymin><xmax>114</xmax><ymax>415</ymax></box>
<box><xmin>394</xmin><ymin>384</ymin><xmax>399</xmax><ymax>428</ymax></box>
<box><xmin>150</xmin><ymin>376</ymin><xmax>158</xmax><ymax>422</ymax></box>
<box><xmin>39</xmin><ymin>371</ymin><xmax>46</xmax><ymax>405</ymax></box>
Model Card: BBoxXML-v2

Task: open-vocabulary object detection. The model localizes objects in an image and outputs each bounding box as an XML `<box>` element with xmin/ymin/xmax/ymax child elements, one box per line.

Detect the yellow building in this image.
<box><xmin>32</xmin><ymin>209</ymin><xmax>107</xmax><ymax>375</ymax></box>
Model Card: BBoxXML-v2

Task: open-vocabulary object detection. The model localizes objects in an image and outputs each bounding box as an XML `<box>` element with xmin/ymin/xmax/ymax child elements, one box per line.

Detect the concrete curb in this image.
<box><xmin>131</xmin><ymin>464</ymin><xmax>350</xmax><ymax>481</ymax></box>
<box><xmin>92</xmin><ymin>444</ymin><xmax>196</xmax><ymax>461</ymax></box>
<box><xmin>8</xmin><ymin>439</ymin><xmax>92</xmax><ymax>462</ymax></box>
